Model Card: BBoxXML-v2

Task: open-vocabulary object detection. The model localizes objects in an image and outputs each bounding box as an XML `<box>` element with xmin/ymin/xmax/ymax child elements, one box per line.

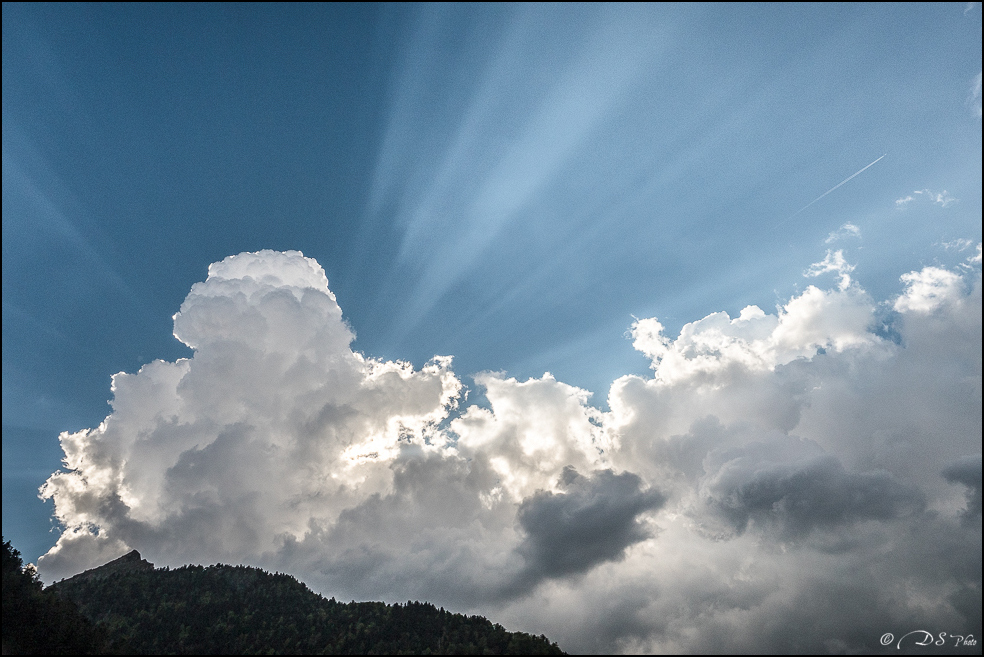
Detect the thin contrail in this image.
<box><xmin>783</xmin><ymin>154</ymin><xmax>886</xmax><ymax>223</ymax></box>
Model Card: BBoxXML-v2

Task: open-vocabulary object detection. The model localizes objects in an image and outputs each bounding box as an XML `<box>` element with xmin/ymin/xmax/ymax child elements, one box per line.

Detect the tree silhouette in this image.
<box><xmin>2</xmin><ymin>536</ymin><xmax>113</xmax><ymax>654</ymax></box>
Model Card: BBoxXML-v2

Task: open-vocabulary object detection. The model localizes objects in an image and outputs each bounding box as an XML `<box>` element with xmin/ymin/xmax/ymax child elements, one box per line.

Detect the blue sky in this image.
<box><xmin>3</xmin><ymin>4</ymin><xmax>981</xmax><ymax>653</ymax></box>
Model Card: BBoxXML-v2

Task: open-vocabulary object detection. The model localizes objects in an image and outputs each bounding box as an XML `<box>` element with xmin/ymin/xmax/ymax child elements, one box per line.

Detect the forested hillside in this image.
<box><xmin>3</xmin><ymin>538</ymin><xmax>563</xmax><ymax>655</ymax></box>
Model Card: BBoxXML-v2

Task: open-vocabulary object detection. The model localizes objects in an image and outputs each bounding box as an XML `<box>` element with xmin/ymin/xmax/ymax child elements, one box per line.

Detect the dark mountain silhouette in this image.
<box><xmin>58</xmin><ymin>549</ymin><xmax>155</xmax><ymax>584</ymax></box>
<box><xmin>4</xmin><ymin>537</ymin><xmax>564</xmax><ymax>654</ymax></box>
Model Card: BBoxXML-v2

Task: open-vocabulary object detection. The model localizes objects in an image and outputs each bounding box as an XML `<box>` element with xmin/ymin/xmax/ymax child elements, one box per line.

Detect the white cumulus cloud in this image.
<box><xmin>39</xmin><ymin>247</ymin><xmax>982</xmax><ymax>653</ymax></box>
<box><xmin>805</xmin><ymin>248</ymin><xmax>856</xmax><ymax>289</ymax></box>
<box><xmin>896</xmin><ymin>188</ymin><xmax>958</xmax><ymax>208</ymax></box>
<box><xmin>894</xmin><ymin>266</ymin><xmax>966</xmax><ymax>314</ymax></box>
<box><xmin>824</xmin><ymin>222</ymin><xmax>861</xmax><ymax>244</ymax></box>
<box><xmin>41</xmin><ymin>251</ymin><xmax>463</xmax><ymax>574</ymax></box>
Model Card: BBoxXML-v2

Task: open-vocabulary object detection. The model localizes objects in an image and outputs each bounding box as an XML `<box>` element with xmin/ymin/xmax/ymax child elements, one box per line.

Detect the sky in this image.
<box><xmin>2</xmin><ymin>3</ymin><xmax>982</xmax><ymax>654</ymax></box>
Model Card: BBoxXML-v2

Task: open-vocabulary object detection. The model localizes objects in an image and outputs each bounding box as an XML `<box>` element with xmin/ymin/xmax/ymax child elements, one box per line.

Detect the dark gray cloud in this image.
<box><xmin>514</xmin><ymin>467</ymin><xmax>665</xmax><ymax>582</ymax></box>
<box><xmin>701</xmin><ymin>444</ymin><xmax>925</xmax><ymax>540</ymax></box>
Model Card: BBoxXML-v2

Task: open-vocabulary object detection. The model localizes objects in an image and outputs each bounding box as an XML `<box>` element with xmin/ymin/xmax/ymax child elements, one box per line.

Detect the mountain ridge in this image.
<box><xmin>54</xmin><ymin>549</ymin><xmax>155</xmax><ymax>587</ymax></box>
<box><xmin>45</xmin><ymin>549</ymin><xmax>565</xmax><ymax>655</ymax></box>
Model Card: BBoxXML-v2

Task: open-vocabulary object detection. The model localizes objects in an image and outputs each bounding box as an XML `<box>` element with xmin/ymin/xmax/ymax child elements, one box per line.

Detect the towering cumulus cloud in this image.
<box><xmin>40</xmin><ymin>251</ymin><xmax>463</xmax><ymax>572</ymax></box>
<box><xmin>40</xmin><ymin>248</ymin><xmax>981</xmax><ymax>653</ymax></box>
